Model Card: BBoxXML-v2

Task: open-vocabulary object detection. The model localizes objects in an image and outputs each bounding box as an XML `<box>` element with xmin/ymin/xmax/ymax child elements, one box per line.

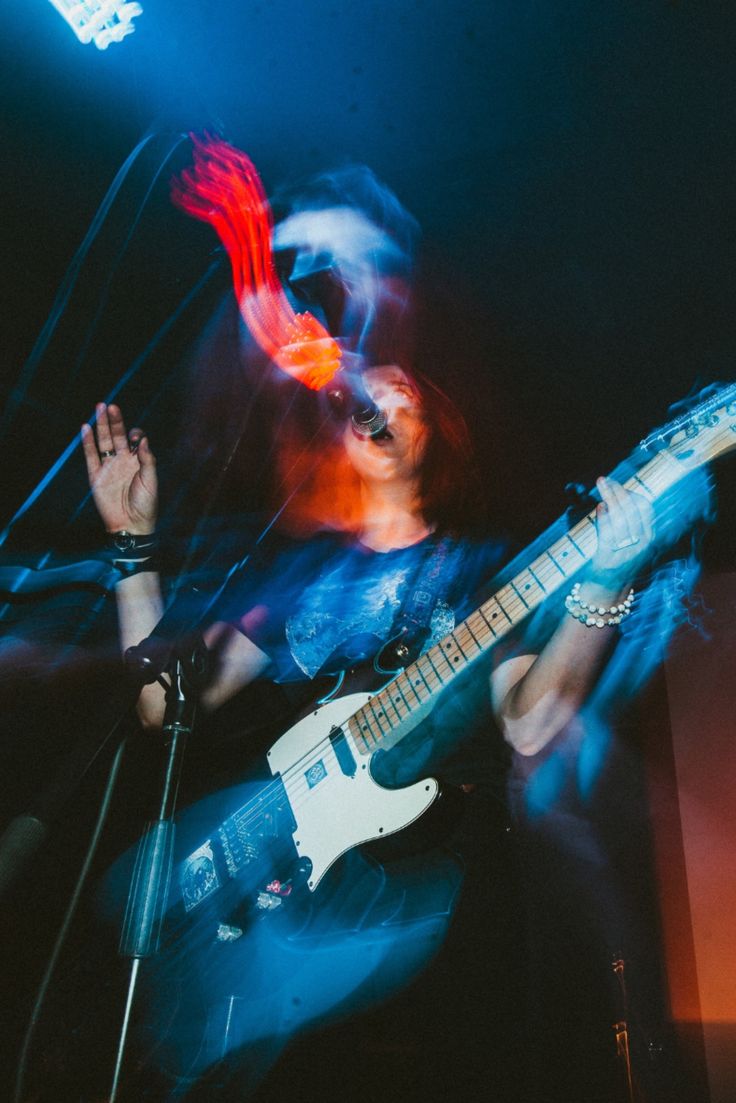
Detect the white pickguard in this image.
<box><xmin>267</xmin><ymin>693</ymin><xmax>439</xmax><ymax>890</ymax></box>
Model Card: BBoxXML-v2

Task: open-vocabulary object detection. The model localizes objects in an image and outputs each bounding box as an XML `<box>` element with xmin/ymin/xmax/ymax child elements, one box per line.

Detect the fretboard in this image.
<box><xmin>346</xmin><ymin>442</ymin><xmax>687</xmax><ymax>757</ymax></box>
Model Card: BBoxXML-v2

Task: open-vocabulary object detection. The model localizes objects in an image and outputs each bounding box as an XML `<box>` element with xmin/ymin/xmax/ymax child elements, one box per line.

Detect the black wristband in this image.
<box><xmin>111</xmin><ymin>554</ymin><xmax>159</xmax><ymax>578</ymax></box>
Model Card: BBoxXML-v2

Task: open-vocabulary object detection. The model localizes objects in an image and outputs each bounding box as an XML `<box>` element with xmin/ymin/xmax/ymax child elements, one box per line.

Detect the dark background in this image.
<box><xmin>0</xmin><ymin>3</ymin><xmax>734</xmax><ymax>1102</ymax></box>
<box><xmin>1</xmin><ymin>1</ymin><xmax>735</xmax><ymax>540</ymax></box>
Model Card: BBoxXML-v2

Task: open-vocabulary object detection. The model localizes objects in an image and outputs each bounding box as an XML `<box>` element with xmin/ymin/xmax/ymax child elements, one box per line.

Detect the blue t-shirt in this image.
<box><xmin>182</xmin><ymin>519</ymin><xmax>511</xmax><ymax>789</ymax></box>
<box><xmin>217</xmin><ymin>529</ymin><xmax>505</xmax><ymax>684</ymax></box>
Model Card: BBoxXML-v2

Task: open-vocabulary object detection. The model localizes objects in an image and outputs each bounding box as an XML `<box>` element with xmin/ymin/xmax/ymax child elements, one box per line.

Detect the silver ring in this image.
<box><xmin>614</xmin><ymin>536</ymin><xmax>640</xmax><ymax>550</ymax></box>
<box><xmin>98</xmin><ymin>450</ymin><xmax>116</xmax><ymax>459</ymax></box>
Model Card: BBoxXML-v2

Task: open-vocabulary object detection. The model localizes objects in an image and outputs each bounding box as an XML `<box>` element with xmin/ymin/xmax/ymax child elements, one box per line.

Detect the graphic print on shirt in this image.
<box><xmin>285</xmin><ymin>550</ymin><xmax>456</xmax><ymax>678</ymax></box>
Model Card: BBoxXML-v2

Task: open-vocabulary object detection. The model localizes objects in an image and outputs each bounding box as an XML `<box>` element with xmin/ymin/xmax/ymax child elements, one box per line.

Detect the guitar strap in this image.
<box><xmin>391</xmin><ymin>535</ymin><xmax>466</xmax><ymax>653</ymax></box>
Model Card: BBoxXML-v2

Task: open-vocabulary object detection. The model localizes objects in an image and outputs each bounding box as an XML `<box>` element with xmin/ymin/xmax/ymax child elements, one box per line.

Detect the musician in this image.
<box><xmin>81</xmin><ymin>386</ymin><xmax>652</xmax><ymax>758</ymax></box>
<box><xmin>74</xmin><ymin>146</ymin><xmax>654</xmax><ymax>1102</ymax></box>
<box><xmin>79</xmin><ymin>354</ymin><xmax>653</xmax><ymax>1099</ymax></box>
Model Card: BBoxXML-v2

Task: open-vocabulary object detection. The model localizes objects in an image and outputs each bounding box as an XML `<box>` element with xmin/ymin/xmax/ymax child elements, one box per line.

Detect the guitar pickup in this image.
<box><xmin>329</xmin><ymin>725</ymin><xmax>357</xmax><ymax>778</ymax></box>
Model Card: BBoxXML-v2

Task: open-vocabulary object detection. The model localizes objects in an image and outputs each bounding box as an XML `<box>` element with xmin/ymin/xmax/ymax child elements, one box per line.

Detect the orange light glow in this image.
<box><xmin>171</xmin><ymin>134</ymin><xmax>341</xmax><ymax>390</ymax></box>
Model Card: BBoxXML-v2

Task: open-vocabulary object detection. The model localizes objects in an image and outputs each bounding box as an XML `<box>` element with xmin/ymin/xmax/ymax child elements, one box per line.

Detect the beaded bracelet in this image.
<box><xmin>564</xmin><ymin>581</ymin><xmax>635</xmax><ymax>628</ymax></box>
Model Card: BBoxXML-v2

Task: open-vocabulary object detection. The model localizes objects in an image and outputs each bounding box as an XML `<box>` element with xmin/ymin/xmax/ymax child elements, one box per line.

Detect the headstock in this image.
<box><xmin>641</xmin><ymin>384</ymin><xmax>736</xmax><ymax>470</ymax></box>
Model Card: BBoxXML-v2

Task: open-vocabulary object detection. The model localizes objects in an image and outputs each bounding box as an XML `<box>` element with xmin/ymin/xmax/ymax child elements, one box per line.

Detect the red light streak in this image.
<box><xmin>171</xmin><ymin>134</ymin><xmax>341</xmax><ymax>390</ymax></box>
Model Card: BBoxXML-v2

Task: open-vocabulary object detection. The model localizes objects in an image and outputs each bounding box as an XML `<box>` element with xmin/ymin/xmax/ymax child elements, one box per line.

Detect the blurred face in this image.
<box><xmin>342</xmin><ymin>366</ymin><xmax>429</xmax><ymax>486</ymax></box>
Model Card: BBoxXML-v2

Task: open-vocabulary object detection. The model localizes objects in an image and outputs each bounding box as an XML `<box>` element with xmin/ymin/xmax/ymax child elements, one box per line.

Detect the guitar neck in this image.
<box><xmin>346</xmin><ymin>442</ymin><xmax>695</xmax><ymax>757</ymax></box>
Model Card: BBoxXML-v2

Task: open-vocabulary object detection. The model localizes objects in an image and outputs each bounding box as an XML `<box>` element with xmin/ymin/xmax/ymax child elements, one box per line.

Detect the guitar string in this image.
<box><xmin>239</xmin><ymin>452</ymin><xmax>720</xmax><ymax>829</ymax></box>
<box><xmin>251</xmin><ymin>402</ymin><xmax>733</xmax><ymax>797</ymax></box>
<box><xmin>199</xmin><ymin>416</ymin><xmax>735</xmax><ymax>859</ymax></box>
<box><xmin>227</xmin><ymin>469</ymin><xmax>696</xmax><ymax>831</ymax></box>
<box><xmin>220</xmin><ymin>423</ymin><xmax>732</xmax><ymax>831</ymax></box>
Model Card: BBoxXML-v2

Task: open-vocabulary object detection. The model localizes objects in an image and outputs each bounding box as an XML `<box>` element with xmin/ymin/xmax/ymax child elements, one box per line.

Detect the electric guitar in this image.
<box><xmin>101</xmin><ymin>382</ymin><xmax>736</xmax><ymax>1083</ymax></box>
<box><xmin>173</xmin><ymin>382</ymin><xmax>736</xmax><ymax>905</ymax></box>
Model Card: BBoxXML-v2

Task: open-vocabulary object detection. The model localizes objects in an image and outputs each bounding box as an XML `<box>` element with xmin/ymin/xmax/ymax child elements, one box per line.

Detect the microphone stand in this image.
<box><xmin>108</xmin><ymin>630</ymin><xmax>211</xmax><ymax>1103</ymax></box>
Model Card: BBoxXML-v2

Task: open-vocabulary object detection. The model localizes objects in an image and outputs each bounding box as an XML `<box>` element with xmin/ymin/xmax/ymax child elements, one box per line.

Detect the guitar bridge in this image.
<box><xmin>218</xmin><ymin>823</ymin><xmax>261</xmax><ymax>879</ymax></box>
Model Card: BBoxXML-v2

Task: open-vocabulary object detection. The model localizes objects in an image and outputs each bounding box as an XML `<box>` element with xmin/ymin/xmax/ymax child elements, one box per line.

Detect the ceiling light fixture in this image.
<box><xmin>47</xmin><ymin>0</ymin><xmax>142</xmax><ymax>50</ymax></box>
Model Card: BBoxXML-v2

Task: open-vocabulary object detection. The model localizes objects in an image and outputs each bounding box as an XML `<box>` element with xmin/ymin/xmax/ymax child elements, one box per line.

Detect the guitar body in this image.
<box><xmin>266</xmin><ymin>691</ymin><xmax>439</xmax><ymax>889</ymax></box>
<box><xmin>95</xmin><ymin>680</ymin><xmax>461</xmax><ymax>1091</ymax></box>
<box><xmin>121</xmin><ymin>811</ymin><xmax>463</xmax><ymax>1091</ymax></box>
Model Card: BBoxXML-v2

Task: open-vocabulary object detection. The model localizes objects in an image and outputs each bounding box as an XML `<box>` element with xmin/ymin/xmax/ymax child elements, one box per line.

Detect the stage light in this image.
<box><xmin>47</xmin><ymin>0</ymin><xmax>142</xmax><ymax>50</ymax></box>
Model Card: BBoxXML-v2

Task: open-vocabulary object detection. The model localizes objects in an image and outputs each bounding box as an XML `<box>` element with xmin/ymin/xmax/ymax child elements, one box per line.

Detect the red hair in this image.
<box><xmin>273</xmin><ymin>367</ymin><xmax>486</xmax><ymax>539</ymax></box>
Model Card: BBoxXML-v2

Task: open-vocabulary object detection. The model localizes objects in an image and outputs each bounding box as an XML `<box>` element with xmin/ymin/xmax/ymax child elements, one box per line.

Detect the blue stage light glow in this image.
<box><xmin>97</xmin><ymin>780</ymin><xmax>464</xmax><ymax>1095</ymax></box>
<box><xmin>47</xmin><ymin>0</ymin><xmax>142</xmax><ymax>50</ymax></box>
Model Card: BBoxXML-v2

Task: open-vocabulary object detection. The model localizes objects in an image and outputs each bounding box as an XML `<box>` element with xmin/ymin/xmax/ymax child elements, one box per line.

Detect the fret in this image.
<box><xmin>549</xmin><ymin>533</ymin><xmax>589</xmax><ymax>572</ymax></box>
<box><xmin>472</xmin><ymin>608</ymin><xmax>497</xmax><ymax>639</ymax></box>
<box><xmin>530</xmin><ymin>555</ymin><xmax>560</xmax><ymax>591</ymax></box>
<box><xmin>495</xmin><ymin>585</ymin><xmax>526</xmax><ymax>623</ymax></box>
<box><xmin>481</xmin><ymin>596</ymin><xmax>512</xmax><ymax>628</ymax></box>
<box><xmin>364</xmin><ymin>708</ymin><xmax>385</xmax><ymax>745</ymax></box>
<box><xmin>454</xmin><ymin>622</ymin><xmax>483</xmax><ymax>658</ymax></box>
<box><xmin>424</xmin><ymin>645</ymin><xmax>454</xmax><ymax>681</ymax></box>
<box><xmin>347</xmin><ymin>717</ymin><xmax>372</xmax><ymax>756</ymax></box>
<box><xmin>367</xmin><ymin>696</ymin><xmax>392</xmax><ymax>738</ymax></box>
<box><xmin>442</xmin><ymin>634</ymin><xmax>471</xmax><ymax>669</ymax></box>
<box><xmin>466</xmin><ymin>609</ymin><xmax>494</xmax><ymax>646</ymax></box>
<box><xmin>528</xmin><ymin>564</ymin><xmax>548</xmax><ymax>592</ymax></box>
<box><xmin>545</xmin><ymin>549</ymin><xmax>568</xmax><ymax>577</ymax></box>
<box><xmin>352</xmin><ymin>710</ymin><xmax>381</xmax><ymax>751</ymax></box>
<box><xmin>414</xmin><ymin>656</ymin><xmax>437</xmax><ymax>692</ymax></box>
<box><xmin>575</xmin><ymin>518</ymin><xmax>598</xmax><ymax>551</ymax></box>
<box><xmin>396</xmin><ymin>669</ymin><xmax>424</xmax><ymax>706</ymax></box>
<box><xmin>644</xmin><ymin>448</ymin><xmax>682</xmax><ymax>485</ymax></box>
<box><xmin>376</xmin><ymin>686</ymin><xmax>403</xmax><ymax>727</ymax></box>
<box><xmin>512</xmin><ymin>568</ymin><xmax>547</xmax><ymax>607</ymax></box>
<box><xmin>631</xmin><ymin>471</ymin><xmax>655</xmax><ymax>500</ymax></box>
<box><xmin>385</xmin><ymin>681</ymin><xmax>412</xmax><ymax>721</ymax></box>
<box><xmin>509</xmin><ymin>581</ymin><xmax>529</xmax><ymax>609</ymax></box>
<box><xmin>406</xmin><ymin>663</ymin><xmax>433</xmax><ymax>701</ymax></box>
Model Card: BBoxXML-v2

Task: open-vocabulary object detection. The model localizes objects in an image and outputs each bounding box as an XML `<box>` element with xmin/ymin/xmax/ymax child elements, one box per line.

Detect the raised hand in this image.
<box><xmin>81</xmin><ymin>403</ymin><xmax>157</xmax><ymax>535</ymax></box>
<box><xmin>591</xmin><ymin>475</ymin><xmax>654</xmax><ymax>584</ymax></box>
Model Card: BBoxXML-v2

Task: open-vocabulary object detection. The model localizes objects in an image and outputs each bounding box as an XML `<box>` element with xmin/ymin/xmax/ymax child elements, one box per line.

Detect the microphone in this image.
<box><xmin>350</xmin><ymin>404</ymin><xmax>389</xmax><ymax>440</ymax></box>
<box><xmin>325</xmin><ymin>369</ymin><xmax>390</xmax><ymax>440</ymax></box>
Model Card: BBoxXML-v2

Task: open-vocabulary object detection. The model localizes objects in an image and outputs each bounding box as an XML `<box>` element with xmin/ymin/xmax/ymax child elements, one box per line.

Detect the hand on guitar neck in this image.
<box><xmin>492</xmin><ymin>474</ymin><xmax>654</xmax><ymax>757</ymax></box>
<box><xmin>584</xmin><ymin>473</ymin><xmax>654</xmax><ymax>602</ymax></box>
